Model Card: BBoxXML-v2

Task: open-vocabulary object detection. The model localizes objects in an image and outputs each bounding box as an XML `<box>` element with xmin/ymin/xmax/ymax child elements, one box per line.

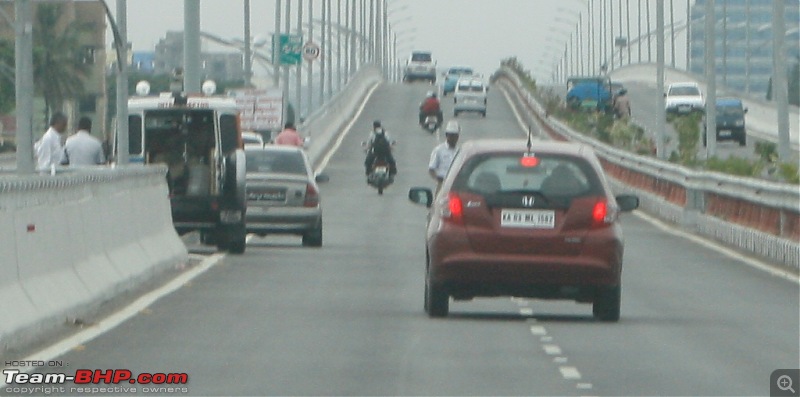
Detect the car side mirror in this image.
<box><xmin>616</xmin><ymin>194</ymin><xmax>640</xmax><ymax>212</ymax></box>
<box><xmin>744</xmin><ymin>107</ymin><xmax>748</xmax><ymax>113</ymax></box>
<box><xmin>315</xmin><ymin>173</ymin><xmax>330</xmax><ymax>183</ymax></box>
<box><xmin>408</xmin><ymin>187</ymin><xmax>433</xmax><ymax>208</ymax></box>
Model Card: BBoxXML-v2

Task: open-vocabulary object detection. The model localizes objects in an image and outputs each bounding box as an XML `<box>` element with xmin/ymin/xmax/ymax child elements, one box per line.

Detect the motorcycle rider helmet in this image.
<box><xmin>373</xmin><ymin>120</ymin><xmax>381</xmax><ymax>128</ymax></box>
<box><xmin>444</xmin><ymin>121</ymin><xmax>461</xmax><ymax>135</ymax></box>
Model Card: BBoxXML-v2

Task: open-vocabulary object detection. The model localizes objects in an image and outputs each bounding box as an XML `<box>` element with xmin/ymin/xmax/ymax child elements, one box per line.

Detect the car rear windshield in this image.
<box><xmin>452</xmin><ymin>153</ymin><xmax>603</xmax><ymax>199</ymax></box>
<box><xmin>246</xmin><ymin>150</ymin><xmax>307</xmax><ymax>175</ymax></box>
<box><xmin>669</xmin><ymin>86</ymin><xmax>700</xmax><ymax>96</ymax></box>
<box><xmin>717</xmin><ymin>105</ymin><xmax>744</xmax><ymax>116</ymax></box>
<box><xmin>411</xmin><ymin>53</ymin><xmax>431</xmax><ymax>62</ymax></box>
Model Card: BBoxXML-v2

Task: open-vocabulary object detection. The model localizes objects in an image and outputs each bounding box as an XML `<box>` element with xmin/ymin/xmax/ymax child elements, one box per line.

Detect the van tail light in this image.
<box><xmin>304</xmin><ymin>184</ymin><xmax>320</xmax><ymax>207</ymax></box>
<box><xmin>442</xmin><ymin>192</ymin><xmax>463</xmax><ymax>224</ymax></box>
<box><xmin>591</xmin><ymin>199</ymin><xmax>617</xmax><ymax>228</ymax></box>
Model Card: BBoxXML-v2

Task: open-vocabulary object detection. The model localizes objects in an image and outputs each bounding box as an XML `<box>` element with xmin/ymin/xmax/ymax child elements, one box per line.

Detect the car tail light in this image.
<box><xmin>442</xmin><ymin>192</ymin><xmax>463</xmax><ymax>224</ymax></box>
<box><xmin>591</xmin><ymin>199</ymin><xmax>617</xmax><ymax>228</ymax></box>
<box><xmin>304</xmin><ymin>184</ymin><xmax>320</xmax><ymax>207</ymax></box>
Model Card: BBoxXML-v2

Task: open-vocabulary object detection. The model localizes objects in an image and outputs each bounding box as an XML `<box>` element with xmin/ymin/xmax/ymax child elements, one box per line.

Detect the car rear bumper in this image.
<box><xmin>245</xmin><ymin>206</ymin><xmax>321</xmax><ymax>234</ymax></box>
<box><xmin>454</xmin><ymin>102</ymin><xmax>487</xmax><ymax>112</ymax></box>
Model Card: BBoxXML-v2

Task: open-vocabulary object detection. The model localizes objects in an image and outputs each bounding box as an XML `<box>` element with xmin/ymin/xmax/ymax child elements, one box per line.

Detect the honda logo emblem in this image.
<box><xmin>522</xmin><ymin>196</ymin><xmax>535</xmax><ymax>207</ymax></box>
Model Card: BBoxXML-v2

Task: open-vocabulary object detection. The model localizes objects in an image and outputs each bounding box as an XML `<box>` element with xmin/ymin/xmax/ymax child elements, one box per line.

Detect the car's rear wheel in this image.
<box><xmin>738</xmin><ymin>133</ymin><xmax>747</xmax><ymax>146</ymax></box>
<box><xmin>425</xmin><ymin>277</ymin><xmax>449</xmax><ymax>317</ymax></box>
<box><xmin>593</xmin><ymin>285</ymin><xmax>621</xmax><ymax>322</ymax></box>
<box><xmin>302</xmin><ymin>224</ymin><xmax>323</xmax><ymax>247</ymax></box>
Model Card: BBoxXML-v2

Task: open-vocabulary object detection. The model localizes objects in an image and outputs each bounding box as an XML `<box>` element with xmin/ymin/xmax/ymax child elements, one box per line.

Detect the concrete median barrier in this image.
<box><xmin>0</xmin><ymin>167</ymin><xmax>187</xmax><ymax>353</ymax></box>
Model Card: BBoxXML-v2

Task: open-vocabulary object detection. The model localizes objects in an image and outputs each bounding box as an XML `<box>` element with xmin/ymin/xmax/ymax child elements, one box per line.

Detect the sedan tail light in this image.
<box><xmin>591</xmin><ymin>199</ymin><xmax>618</xmax><ymax>228</ymax></box>
<box><xmin>303</xmin><ymin>184</ymin><xmax>320</xmax><ymax>207</ymax></box>
<box><xmin>442</xmin><ymin>192</ymin><xmax>463</xmax><ymax>224</ymax></box>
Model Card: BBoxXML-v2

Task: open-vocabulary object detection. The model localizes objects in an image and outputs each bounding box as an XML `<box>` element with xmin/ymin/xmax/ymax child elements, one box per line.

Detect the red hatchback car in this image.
<box><xmin>409</xmin><ymin>139</ymin><xmax>639</xmax><ymax>321</ymax></box>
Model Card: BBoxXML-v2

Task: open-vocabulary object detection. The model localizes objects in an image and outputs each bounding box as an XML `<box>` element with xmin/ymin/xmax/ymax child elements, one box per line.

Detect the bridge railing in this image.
<box><xmin>497</xmin><ymin>66</ymin><xmax>799</xmax><ymax>269</ymax></box>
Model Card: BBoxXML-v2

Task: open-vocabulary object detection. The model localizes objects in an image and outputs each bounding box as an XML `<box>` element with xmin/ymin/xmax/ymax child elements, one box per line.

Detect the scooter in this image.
<box><xmin>422</xmin><ymin>115</ymin><xmax>438</xmax><ymax>133</ymax></box>
<box><xmin>367</xmin><ymin>158</ymin><xmax>394</xmax><ymax>195</ymax></box>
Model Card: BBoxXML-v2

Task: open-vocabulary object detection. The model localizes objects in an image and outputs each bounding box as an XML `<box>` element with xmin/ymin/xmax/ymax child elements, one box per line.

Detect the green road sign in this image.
<box><xmin>276</xmin><ymin>34</ymin><xmax>303</xmax><ymax>65</ymax></box>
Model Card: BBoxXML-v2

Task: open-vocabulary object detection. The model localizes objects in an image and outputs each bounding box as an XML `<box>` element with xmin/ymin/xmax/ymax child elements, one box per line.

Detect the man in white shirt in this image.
<box><xmin>428</xmin><ymin>121</ymin><xmax>461</xmax><ymax>191</ymax></box>
<box><xmin>62</xmin><ymin>117</ymin><xmax>106</xmax><ymax>166</ymax></box>
<box><xmin>35</xmin><ymin>112</ymin><xmax>67</xmax><ymax>171</ymax></box>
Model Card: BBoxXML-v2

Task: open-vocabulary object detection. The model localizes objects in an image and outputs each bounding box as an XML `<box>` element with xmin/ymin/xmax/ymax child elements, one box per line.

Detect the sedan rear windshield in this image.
<box><xmin>452</xmin><ymin>154</ymin><xmax>603</xmax><ymax>199</ymax></box>
<box><xmin>411</xmin><ymin>53</ymin><xmax>432</xmax><ymax>62</ymax></box>
<box><xmin>669</xmin><ymin>86</ymin><xmax>700</xmax><ymax>96</ymax></box>
<box><xmin>246</xmin><ymin>150</ymin><xmax>307</xmax><ymax>175</ymax></box>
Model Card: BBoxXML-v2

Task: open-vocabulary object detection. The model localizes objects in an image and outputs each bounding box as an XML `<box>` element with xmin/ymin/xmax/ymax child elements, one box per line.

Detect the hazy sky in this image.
<box><xmin>111</xmin><ymin>0</ymin><xmax>691</xmax><ymax>83</ymax></box>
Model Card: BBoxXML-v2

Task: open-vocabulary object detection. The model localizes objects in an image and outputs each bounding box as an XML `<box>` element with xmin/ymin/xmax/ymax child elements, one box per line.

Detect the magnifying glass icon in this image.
<box><xmin>777</xmin><ymin>375</ymin><xmax>796</xmax><ymax>393</ymax></box>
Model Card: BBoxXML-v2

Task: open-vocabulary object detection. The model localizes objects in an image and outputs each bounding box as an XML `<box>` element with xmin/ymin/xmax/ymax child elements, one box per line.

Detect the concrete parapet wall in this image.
<box><xmin>0</xmin><ymin>166</ymin><xmax>188</xmax><ymax>351</ymax></box>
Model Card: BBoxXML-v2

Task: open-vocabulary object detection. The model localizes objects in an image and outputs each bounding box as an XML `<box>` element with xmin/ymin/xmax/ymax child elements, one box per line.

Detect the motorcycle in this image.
<box><xmin>422</xmin><ymin>114</ymin><xmax>439</xmax><ymax>133</ymax></box>
<box><xmin>367</xmin><ymin>158</ymin><xmax>394</xmax><ymax>195</ymax></box>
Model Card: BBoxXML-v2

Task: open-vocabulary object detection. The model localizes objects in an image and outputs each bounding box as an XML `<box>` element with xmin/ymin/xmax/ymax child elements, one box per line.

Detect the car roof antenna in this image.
<box><xmin>526</xmin><ymin>125</ymin><xmax>534</xmax><ymax>154</ymax></box>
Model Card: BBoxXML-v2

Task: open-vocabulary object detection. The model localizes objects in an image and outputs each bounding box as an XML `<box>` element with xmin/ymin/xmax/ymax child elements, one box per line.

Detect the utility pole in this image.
<box><xmin>296</xmin><ymin>0</ymin><xmax>303</xmax><ymax>118</ymax></box>
<box><xmin>14</xmin><ymin>0</ymin><xmax>34</xmax><ymax>174</ymax></box>
<box><xmin>284</xmin><ymin>0</ymin><xmax>291</xmax><ymax>122</ymax></box>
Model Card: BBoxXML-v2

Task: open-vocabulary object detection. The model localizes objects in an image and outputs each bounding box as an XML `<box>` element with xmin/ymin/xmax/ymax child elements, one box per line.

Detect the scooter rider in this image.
<box><xmin>419</xmin><ymin>91</ymin><xmax>443</xmax><ymax>127</ymax></box>
<box><xmin>429</xmin><ymin>121</ymin><xmax>461</xmax><ymax>193</ymax></box>
<box><xmin>364</xmin><ymin>120</ymin><xmax>397</xmax><ymax>178</ymax></box>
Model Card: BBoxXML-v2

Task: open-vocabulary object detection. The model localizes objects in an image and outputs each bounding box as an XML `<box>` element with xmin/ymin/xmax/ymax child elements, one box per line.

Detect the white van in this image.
<box><xmin>453</xmin><ymin>77</ymin><xmax>488</xmax><ymax>117</ymax></box>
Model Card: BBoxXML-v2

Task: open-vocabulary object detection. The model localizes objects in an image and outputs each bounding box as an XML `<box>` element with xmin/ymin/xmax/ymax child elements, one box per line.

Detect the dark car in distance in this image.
<box><xmin>409</xmin><ymin>139</ymin><xmax>639</xmax><ymax>321</ymax></box>
<box><xmin>704</xmin><ymin>97</ymin><xmax>748</xmax><ymax>146</ymax></box>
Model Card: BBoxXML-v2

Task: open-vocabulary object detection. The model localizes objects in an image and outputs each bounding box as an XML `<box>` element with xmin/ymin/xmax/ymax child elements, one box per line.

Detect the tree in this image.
<box><xmin>0</xmin><ymin>39</ymin><xmax>14</xmax><ymax>115</ymax></box>
<box><xmin>32</xmin><ymin>4</ymin><xmax>91</xmax><ymax>122</ymax></box>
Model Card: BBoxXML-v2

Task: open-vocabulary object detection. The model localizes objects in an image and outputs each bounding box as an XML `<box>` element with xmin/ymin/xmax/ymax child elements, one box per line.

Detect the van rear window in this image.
<box><xmin>411</xmin><ymin>53</ymin><xmax>431</xmax><ymax>62</ymax></box>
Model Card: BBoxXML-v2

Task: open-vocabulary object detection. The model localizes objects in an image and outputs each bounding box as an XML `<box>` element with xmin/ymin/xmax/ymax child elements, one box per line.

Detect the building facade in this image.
<box><xmin>154</xmin><ymin>31</ymin><xmax>245</xmax><ymax>83</ymax></box>
<box><xmin>689</xmin><ymin>0</ymin><xmax>800</xmax><ymax>97</ymax></box>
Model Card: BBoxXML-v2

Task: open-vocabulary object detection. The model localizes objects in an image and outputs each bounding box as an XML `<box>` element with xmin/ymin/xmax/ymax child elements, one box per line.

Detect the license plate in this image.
<box><xmin>678</xmin><ymin>105</ymin><xmax>691</xmax><ymax>113</ymax></box>
<box><xmin>719</xmin><ymin>129</ymin><xmax>731</xmax><ymax>136</ymax></box>
<box><xmin>374</xmin><ymin>166</ymin><xmax>388</xmax><ymax>173</ymax></box>
<box><xmin>500</xmin><ymin>209</ymin><xmax>555</xmax><ymax>229</ymax></box>
<box><xmin>247</xmin><ymin>190</ymin><xmax>286</xmax><ymax>202</ymax></box>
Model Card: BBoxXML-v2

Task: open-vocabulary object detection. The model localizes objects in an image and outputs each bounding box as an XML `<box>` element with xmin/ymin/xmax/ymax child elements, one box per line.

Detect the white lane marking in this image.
<box><xmin>5</xmin><ymin>253</ymin><xmax>228</xmax><ymax>374</ymax></box>
<box><xmin>315</xmin><ymin>82</ymin><xmax>383</xmax><ymax>175</ymax></box>
<box><xmin>559</xmin><ymin>366</ymin><xmax>582</xmax><ymax>380</ymax></box>
<box><xmin>540</xmin><ymin>336</ymin><xmax>553</xmax><ymax>342</ymax></box>
<box><xmin>632</xmin><ymin>210</ymin><xmax>800</xmax><ymax>284</ymax></box>
<box><xmin>543</xmin><ymin>344</ymin><xmax>562</xmax><ymax>355</ymax></box>
<box><xmin>530</xmin><ymin>326</ymin><xmax>547</xmax><ymax>336</ymax></box>
<box><xmin>576</xmin><ymin>383</ymin><xmax>594</xmax><ymax>390</ymax></box>
<box><xmin>553</xmin><ymin>357</ymin><xmax>568</xmax><ymax>364</ymax></box>
<box><xmin>519</xmin><ymin>308</ymin><xmax>534</xmax><ymax>316</ymax></box>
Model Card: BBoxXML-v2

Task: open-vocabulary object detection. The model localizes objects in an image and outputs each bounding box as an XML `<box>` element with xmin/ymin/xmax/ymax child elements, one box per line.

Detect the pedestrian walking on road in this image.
<box><xmin>35</xmin><ymin>112</ymin><xmax>68</xmax><ymax>172</ymax></box>
<box><xmin>62</xmin><ymin>117</ymin><xmax>106</xmax><ymax>166</ymax></box>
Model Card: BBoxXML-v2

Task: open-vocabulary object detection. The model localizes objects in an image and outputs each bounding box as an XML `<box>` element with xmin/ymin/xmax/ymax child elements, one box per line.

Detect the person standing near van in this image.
<box><xmin>35</xmin><ymin>112</ymin><xmax>67</xmax><ymax>171</ymax></box>
<box><xmin>274</xmin><ymin>122</ymin><xmax>304</xmax><ymax>147</ymax></box>
<box><xmin>62</xmin><ymin>117</ymin><xmax>105</xmax><ymax>166</ymax></box>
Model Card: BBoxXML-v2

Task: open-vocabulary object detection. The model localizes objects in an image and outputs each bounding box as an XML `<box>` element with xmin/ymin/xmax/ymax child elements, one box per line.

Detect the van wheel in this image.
<box><xmin>453</xmin><ymin>111</ymin><xmax>459</xmax><ymax>117</ymax></box>
<box><xmin>425</xmin><ymin>280</ymin><xmax>449</xmax><ymax>317</ymax></box>
<box><xmin>738</xmin><ymin>134</ymin><xmax>747</xmax><ymax>146</ymax></box>
<box><xmin>593</xmin><ymin>285</ymin><xmax>621</xmax><ymax>322</ymax></box>
<box><xmin>481</xmin><ymin>111</ymin><xmax>487</xmax><ymax>118</ymax></box>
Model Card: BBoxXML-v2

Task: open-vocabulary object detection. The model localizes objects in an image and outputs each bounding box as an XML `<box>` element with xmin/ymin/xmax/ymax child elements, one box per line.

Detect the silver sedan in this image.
<box><xmin>244</xmin><ymin>146</ymin><xmax>328</xmax><ymax>246</ymax></box>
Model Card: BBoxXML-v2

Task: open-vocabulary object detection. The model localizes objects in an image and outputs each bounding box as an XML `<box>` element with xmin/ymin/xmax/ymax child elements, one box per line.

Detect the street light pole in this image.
<box><xmin>244</xmin><ymin>0</ymin><xmax>252</xmax><ymax>87</ymax></box>
<box><xmin>184</xmin><ymin>0</ymin><xmax>201</xmax><ymax>94</ymax></box>
<box><xmin>274</xmin><ymin>0</ymin><xmax>281</xmax><ymax>88</ymax></box>
<box><xmin>704</xmin><ymin>0</ymin><xmax>718</xmax><ymax>157</ymax></box>
<box><xmin>656</xmin><ymin>0</ymin><xmax>666</xmax><ymax>159</ymax></box>
<box><xmin>14</xmin><ymin>0</ymin><xmax>34</xmax><ymax>174</ymax></box>
<box><xmin>773</xmin><ymin>0</ymin><xmax>791</xmax><ymax>161</ymax></box>
<box><xmin>115</xmin><ymin>0</ymin><xmax>129</xmax><ymax>165</ymax></box>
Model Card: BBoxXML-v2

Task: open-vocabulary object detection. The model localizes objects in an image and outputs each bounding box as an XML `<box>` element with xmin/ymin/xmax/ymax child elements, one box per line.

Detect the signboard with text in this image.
<box><xmin>274</xmin><ymin>34</ymin><xmax>303</xmax><ymax>65</ymax></box>
<box><xmin>229</xmin><ymin>88</ymin><xmax>284</xmax><ymax>131</ymax></box>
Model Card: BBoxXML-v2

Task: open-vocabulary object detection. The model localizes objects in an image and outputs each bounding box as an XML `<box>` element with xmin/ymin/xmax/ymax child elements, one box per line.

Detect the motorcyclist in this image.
<box><xmin>419</xmin><ymin>91</ymin><xmax>443</xmax><ymax>128</ymax></box>
<box><xmin>364</xmin><ymin>120</ymin><xmax>397</xmax><ymax>178</ymax></box>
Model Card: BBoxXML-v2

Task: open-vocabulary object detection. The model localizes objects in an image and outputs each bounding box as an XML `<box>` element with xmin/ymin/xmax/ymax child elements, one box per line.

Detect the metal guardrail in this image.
<box><xmin>497</xmin><ymin>66</ymin><xmax>800</xmax><ymax>269</ymax></box>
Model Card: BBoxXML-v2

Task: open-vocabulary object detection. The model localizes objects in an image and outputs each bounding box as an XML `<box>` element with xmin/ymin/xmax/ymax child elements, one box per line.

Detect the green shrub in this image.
<box><xmin>705</xmin><ymin>156</ymin><xmax>763</xmax><ymax>177</ymax></box>
<box><xmin>670</xmin><ymin>113</ymin><xmax>702</xmax><ymax>164</ymax></box>
<box><xmin>754</xmin><ymin>141</ymin><xmax>778</xmax><ymax>163</ymax></box>
<box><xmin>778</xmin><ymin>162</ymin><xmax>800</xmax><ymax>184</ymax></box>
